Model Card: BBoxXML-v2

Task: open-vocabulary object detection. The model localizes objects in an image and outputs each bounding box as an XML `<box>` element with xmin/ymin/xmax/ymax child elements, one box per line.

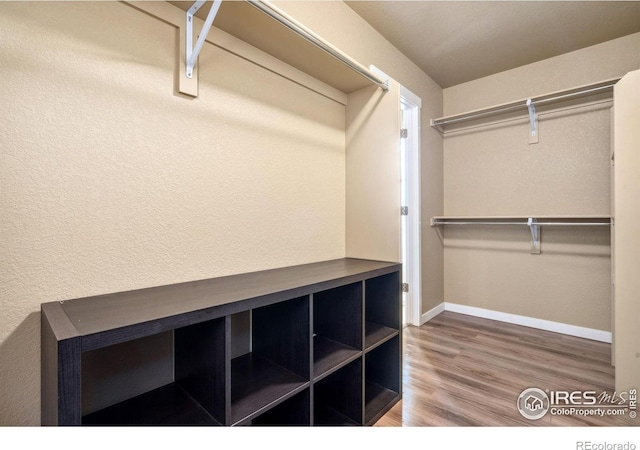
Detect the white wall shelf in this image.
<box><xmin>431</xmin><ymin>78</ymin><xmax>620</xmax><ymax>138</ymax></box>
<box><xmin>431</xmin><ymin>215</ymin><xmax>612</xmax><ymax>222</ymax></box>
<box><xmin>168</xmin><ymin>0</ymin><xmax>388</xmax><ymax>95</ymax></box>
<box><xmin>431</xmin><ymin>216</ymin><xmax>611</xmax><ymax>254</ymax></box>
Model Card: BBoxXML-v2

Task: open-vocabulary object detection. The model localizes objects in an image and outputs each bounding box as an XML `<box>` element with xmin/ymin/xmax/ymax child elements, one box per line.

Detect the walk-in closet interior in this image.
<box><xmin>433</xmin><ymin>71</ymin><xmax>640</xmax><ymax>394</ymax></box>
<box><xmin>0</xmin><ymin>0</ymin><xmax>639</xmax><ymax>427</ymax></box>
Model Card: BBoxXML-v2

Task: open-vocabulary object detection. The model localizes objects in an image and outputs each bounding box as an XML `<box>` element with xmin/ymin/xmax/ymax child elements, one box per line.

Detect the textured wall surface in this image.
<box><xmin>346</xmin><ymin>83</ymin><xmax>401</xmax><ymax>263</ymax></box>
<box><xmin>442</xmin><ymin>104</ymin><xmax>612</xmax><ymax>330</ymax></box>
<box><xmin>444</xmin><ymin>103</ymin><xmax>612</xmax><ymax>216</ymax></box>
<box><xmin>444</xmin><ymin>226</ymin><xmax>612</xmax><ymax>330</ymax></box>
<box><xmin>442</xmin><ymin>35</ymin><xmax>640</xmax><ymax>331</ymax></box>
<box><xmin>0</xmin><ymin>1</ymin><xmax>346</xmax><ymax>425</ymax></box>
<box><xmin>444</xmin><ymin>32</ymin><xmax>640</xmax><ymax>115</ymax></box>
<box><xmin>275</xmin><ymin>1</ymin><xmax>445</xmax><ymax>315</ymax></box>
<box><xmin>0</xmin><ymin>0</ymin><xmax>444</xmax><ymax>426</ymax></box>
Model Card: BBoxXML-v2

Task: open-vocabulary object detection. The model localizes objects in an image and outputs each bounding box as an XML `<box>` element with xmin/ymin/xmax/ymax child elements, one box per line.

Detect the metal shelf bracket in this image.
<box><xmin>527</xmin><ymin>217</ymin><xmax>540</xmax><ymax>254</ymax></box>
<box><xmin>526</xmin><ymin>99</ymin><xmax>539</xmax><ymax>144</ymax></box>
<box><xmin>186</xmin><ymin>0</ymin><xmax>222</xmax><ymax>79</ymax></box>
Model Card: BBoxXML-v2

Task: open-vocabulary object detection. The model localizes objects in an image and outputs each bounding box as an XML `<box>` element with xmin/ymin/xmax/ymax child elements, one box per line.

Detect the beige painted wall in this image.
<box><xmin>445</xmin><ymin>32</ymin><xmax>640</xmax><ymax>115</ymax></box>
<box><xmin>0</xmin><ymin>1</ymin><xmax>443</xmax><ymax>425</ymax></box>
<box><xmin>0</xmin><ymin>1</ymin><xmax>348</xmax><ymax>425</ymax></box>
<box><xmin>444</xmin><ymin>102</ymin><xmax>612</xmax><ymax>216</ymax></box>
<box><xmin>346</xmin><ymin>83</ymin><xmax>401</xmax><ymax>262</ymax></box>
<box><xmin>274</xmin><ymin>1</ymin><xmax>444</xmax><ymax>317</ymax></box>
<box><xmin>442</xmin><ymin>34</ymin><xmax>640</xmax><ymax>331</ymax></box>
<box><xmin>613</xmin><ymin>70</ymin><xmax>640</xmax><ymax>392</ymax></box>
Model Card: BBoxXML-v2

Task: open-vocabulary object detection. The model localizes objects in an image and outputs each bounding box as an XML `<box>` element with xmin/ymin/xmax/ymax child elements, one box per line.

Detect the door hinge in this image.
<box><xmin>401</xmin><ymin>206</ymin><xmax>408</xmax><ymax>216</ymax></box>
<box><xmin>400</xmin><ymin>128</ymin><xmax>408</xmax><ymax>139</ymax></box>
<box><xmin>402</xmin><ymin>283</ymin><xmax>409</xmax><ymax>293</ymax></box>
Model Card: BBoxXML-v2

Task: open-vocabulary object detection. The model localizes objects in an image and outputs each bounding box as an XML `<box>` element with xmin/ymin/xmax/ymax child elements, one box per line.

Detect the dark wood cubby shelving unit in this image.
<box><xmin>41</xmin><ymin>258</ymin><xmax>402</xmax><ymax>426</ymax></box>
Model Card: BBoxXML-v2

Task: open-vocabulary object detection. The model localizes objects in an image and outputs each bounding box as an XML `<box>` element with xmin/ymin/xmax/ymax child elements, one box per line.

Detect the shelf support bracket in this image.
<box><xmin>526</xmin><ymin>99</ymin><xmax>539</xmax><ymax>144</ymax></box>
<box><xmin>186</xmin><ymin>0</ymin><xmax>222</xmax><ymax>79</ymax></box>
<box><xmin>528</xmin><ymin>217</ymin><xmax>541</xmax><ymax>254</ymax></box>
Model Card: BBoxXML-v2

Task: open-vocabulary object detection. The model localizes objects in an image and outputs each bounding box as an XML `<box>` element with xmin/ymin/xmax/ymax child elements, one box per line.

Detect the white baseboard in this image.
<box><xmin>420</xmin><ymin>302</ymin><xmax>445</xmax><ymax>325</ymax></box>
<box><xmin>419</xmin><ymin>301</ymin><xmax>611</xmax><ymax>343</ymax></box>
<box><xmin>443</xmin><ymin>302</ymin><xmax>611</xmax><ymax>343</ymax></box>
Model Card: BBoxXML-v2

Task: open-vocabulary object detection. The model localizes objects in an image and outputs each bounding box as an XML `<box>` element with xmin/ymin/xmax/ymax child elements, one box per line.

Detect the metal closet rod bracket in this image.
<box><xmin>526</xmin><ymin>99</ymin><xmax>538</xmax><ymax>144</ymax></box>
<box><xmin>527</xmin><ymin>217</ymin><xmax>540</xmax><ymax>254</ymax></box>
<box><xmin>186</xmin><ymin>0</ymin><xmax>222</xmax><ymax>79</ymax></box>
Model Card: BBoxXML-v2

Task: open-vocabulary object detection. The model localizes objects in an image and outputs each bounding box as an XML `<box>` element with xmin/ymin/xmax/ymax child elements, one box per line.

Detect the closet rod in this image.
<box><xmin>430</xmin><ymin>220</ymin><xmax>610</xmax><ymax>226</ymax></box>
<box><xmin>431</xmin><ymin>218</ymin><xmax>610</xmax><ymax>253</ymax></box>
<box><xmin>246</xmin><ymin>0</ymin><xmax>389</xmax><ymax>91</ymax></box>
<box><xmin>533</xmin><ymin>83</ymin><xmax>617</xmax><ymax>107</ymax></box>
<box><xmin>431</xmin><ymin>78</ymin><xmax>620</xmax><ymax>130</ymax></box>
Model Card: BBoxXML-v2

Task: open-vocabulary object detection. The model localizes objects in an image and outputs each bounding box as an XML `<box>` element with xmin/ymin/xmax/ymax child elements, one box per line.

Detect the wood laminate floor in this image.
<box><xmin>375</xmin><ymin>311</ymin><xmax>638</xmax><ymax>426</ymax></box>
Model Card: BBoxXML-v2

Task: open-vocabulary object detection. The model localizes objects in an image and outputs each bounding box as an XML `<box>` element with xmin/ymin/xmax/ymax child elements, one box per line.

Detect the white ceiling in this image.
<box><xmin>345</xmin><ymin>1</ymin><xmax>640</xmax><ymax>88</ymax></box>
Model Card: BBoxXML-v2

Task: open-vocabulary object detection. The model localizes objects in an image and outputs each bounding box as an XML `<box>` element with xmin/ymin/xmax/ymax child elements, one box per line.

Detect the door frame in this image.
<box><xmin>400</xmin><ymin>86</ymin><xmax>422</xmax><ymax>327</ymax></box>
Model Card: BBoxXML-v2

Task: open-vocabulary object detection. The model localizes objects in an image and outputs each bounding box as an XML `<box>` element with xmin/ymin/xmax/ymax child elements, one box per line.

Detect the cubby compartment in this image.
<box><xmin>365</xmin><ymin>272</ymin><xmax>401</xmax><ymax>350</ymax></box>
<box><xmin>364</xmin><ymin>335</ymin><xmax>401</xmax><ymax>425</ymax></box>
<box><xmin>313</xmin><ymin>358</ymin><xmax>363</xmax><ymax>426</ymax></box>
<box><xmin>250</xmin><ymin>388</ymin><xmax>311</xmax><ymax>426</ymax></box>
<box><xmin>82</xmin><ymin>318</ymin><xmax>226</xmax><ymax>426</ymax></box>
<box><xmin>312</xmin><ymin>282</ymin><xmax>363</xmax><ymax>380</ymax></box>
<box><xmin>82</xmin><ymin>383</ymin><xmax>220</xmax><ymax>426</ymax></box>
<box><xmin>230</xmin><ymin>296</ymin><xmax>310</xmax><ymax>425</ymax></box>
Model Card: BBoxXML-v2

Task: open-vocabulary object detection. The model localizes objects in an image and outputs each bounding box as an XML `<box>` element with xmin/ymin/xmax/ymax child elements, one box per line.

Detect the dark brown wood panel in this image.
<box><xmin>314</xmin><ymin>404</ymin><xmax>359</xmax><ymax>426</ymax></box>
<box><xmin>251</xmin><ymin>389</ymin><xmax>311</xmax><ymax>426</ymax></box>
<box><xmin>365</xmin><ymin>336</ymin><xmax>401</xmax><ymax>394</ymax></box>
<box><xmin>59</xmin><ymin>259</ymin><xmax>399</xmax><ymax>340</ymax></box>
<box><xmin>175</xmin><ymin>318</ymin><xmax>227</xmax><ymax>423</ymax></box>
<box><xmin>313</xmin><ymin>358</ymin><xmax>363</xmax><ymax>425</ymax></box>
<box><xmin>230</xmin><ymin>353</ymin><xmax>308</xmax><ymax>425</ymax></box>
<box><xmin>41</xmin><ymin>258</ymin><xmax>402</xmax><ymax>427</ymax></box>
<box><xmin>365</xmin><ymin>272</ymin><xmax>401</xmax><ymax>331</ymax></box>
<box><xmin>375</xmin><ymin>312</ymin><xmax>637</xmax><ymax>427</ymax></box>
<box><xmin>81</xmin><ymin>331</ymin><xmax>173</xmax><ymax>415</ymax></box>
<box><xmin>313</xmin><ymin>336</ymin><xmax>361</xmax><ymax>380</ymax></box>
<box><xmin>365</xmin><ymin>335</ymin><xmax>401</xmax><ymax>424</ymax></box>
<box><xmin>41</xmin><ymin>303</ymin><xmax>81</xmax><ymax>426</ymax></box>
<box><xmin>82</xmin><ymin>383</ymin><xmax>220</xmax><ymax>426</ymax></box>
<box><xmin>252</xmin><ymin>296</ymin><xmax>310</xmax><ymax>379</ymax></box>
<box><xmin>313</xmin><ymin>282</ymin><xmax>363</xmax><ymax>350</ymax></box>
<box><xmin>365</xmin><ymin>381</ymin><xmax>400</xmax><ymax>425</ymax></box>
<box><xmin>365</xmin><ymin>322</ymin><xmax>398</xmax><ymax>350</ymax></box>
